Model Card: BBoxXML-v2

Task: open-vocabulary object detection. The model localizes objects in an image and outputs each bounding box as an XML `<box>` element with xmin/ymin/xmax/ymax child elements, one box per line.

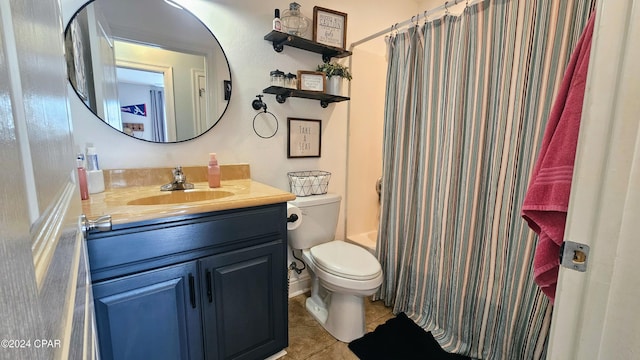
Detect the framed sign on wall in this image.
<box><xmin>313</xmin><ymin>7</ymin><xmax>347</xmax><ymax>50</ymax></box>
<box><xmin>287</xmin><ymin>118</ymin><xmax>321</xmax><ymax>158</ymax></box>
<box><xmin>297</xmin><ymin>71</ymin><xmax>325</xmax><ymax>92</ymax></box>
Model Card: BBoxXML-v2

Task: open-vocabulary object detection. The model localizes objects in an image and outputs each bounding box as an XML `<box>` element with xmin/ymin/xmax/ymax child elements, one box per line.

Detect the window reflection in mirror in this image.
<box><xmin>64</xmin><ymin>0</ymin><xmax>231</xmax><ymax>143</ymax></box>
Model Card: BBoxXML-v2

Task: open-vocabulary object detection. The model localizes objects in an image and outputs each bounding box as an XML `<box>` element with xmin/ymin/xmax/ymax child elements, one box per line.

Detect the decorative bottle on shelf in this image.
<box><xmin>281</xmin><ymin>2</ymin><xmax>309</xmax><ymax>37</ymax></box>
<box><xmin>273</xmin><ymin>9</ymin><xmax>282</xmax><ymax>31</ymax></box>
<box><xmin>76</xmin><ymin>154</ymin><xmax>89</xmax><ymax>200</ymax></box>
<box><xmin>208</xmin><ymin>153</ymin><xmax>221</xmax><ymax>188</ymax></box>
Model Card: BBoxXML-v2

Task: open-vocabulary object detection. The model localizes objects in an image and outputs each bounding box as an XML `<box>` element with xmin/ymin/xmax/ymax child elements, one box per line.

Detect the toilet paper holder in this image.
<box><xmin>286</xmin><ymin>203</ymin><xmax>303</xmax><ymax>231</ymax></box>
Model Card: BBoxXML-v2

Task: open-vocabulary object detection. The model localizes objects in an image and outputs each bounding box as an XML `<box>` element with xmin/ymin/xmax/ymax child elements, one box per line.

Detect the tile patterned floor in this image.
<box><xmin>281</xmin><ymin>293</ymin><xmax>395</xmax><ymax>360</ymax></box>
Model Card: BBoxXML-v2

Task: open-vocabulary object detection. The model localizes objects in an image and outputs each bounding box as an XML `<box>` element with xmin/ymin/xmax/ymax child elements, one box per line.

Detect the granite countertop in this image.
<box><xmin>81</xmin><ymin>164</ymin><xmax>296</xmax><ymax>225</ymax></box>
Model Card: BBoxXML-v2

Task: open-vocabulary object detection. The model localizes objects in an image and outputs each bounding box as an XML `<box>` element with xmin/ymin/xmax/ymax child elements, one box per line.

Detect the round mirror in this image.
<box><xmin>64</xmin><ymin>0</ymin><xmax>231</xmax><ymax>143</ymax></box>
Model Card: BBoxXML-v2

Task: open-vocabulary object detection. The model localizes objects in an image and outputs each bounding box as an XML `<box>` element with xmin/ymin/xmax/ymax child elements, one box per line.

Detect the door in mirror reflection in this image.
<box><xmin>117</xmin><ymin>67</ymin><xmax>172</xmax><ymax>142</ymax></box>
<box><xmin>115</xmin><ymin>40</ymin><xmax>208</xmax><ymax>142</ymax></box>
<box><xmin>64</xmin><ymin>0</ymin><xmax>232</xmax><ymax>143</ymax></box>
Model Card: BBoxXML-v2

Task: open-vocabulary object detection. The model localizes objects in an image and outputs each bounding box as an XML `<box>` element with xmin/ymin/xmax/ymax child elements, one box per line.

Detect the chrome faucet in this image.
<box><xmin>161</xmin><ymin>166</ymin><xmax>194</xmax><ymax>191</ymax></box>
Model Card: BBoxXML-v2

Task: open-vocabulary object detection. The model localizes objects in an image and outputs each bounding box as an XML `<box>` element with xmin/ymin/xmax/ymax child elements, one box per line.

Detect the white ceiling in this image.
<box><xmin>91</xmin><ymin>0</ymin><xmax>217</xmax><ymax>56</ymax></box>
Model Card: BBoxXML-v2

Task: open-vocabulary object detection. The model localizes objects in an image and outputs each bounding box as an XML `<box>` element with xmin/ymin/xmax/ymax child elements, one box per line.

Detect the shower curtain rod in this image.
<box><xmin>349</xmin><ymin>0</ymin><xmax>475</xmax><ymax>50</ymax></box>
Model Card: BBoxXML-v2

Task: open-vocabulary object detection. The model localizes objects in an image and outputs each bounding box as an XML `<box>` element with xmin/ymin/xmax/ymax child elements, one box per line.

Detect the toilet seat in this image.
<box><xmin>309</xmin><ymin>241</ymin><xmax>382</xmax><ymax>281</ymax></box>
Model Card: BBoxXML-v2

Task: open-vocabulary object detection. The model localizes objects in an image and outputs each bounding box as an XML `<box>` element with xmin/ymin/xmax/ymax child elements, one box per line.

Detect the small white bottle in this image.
<box><xmin>273</xmin><ymin>9</ymin><xmax>282</xmax><ymax>31</ymax></box>
<box><xmin>86</xmin><ymin>146</ymin><xmax>105</xmax><ymax>194</ymax></box>
<box><xmin>208</xmin><ymin>153</ymin><xmax>221</xmax><ymax>188</ymax></box>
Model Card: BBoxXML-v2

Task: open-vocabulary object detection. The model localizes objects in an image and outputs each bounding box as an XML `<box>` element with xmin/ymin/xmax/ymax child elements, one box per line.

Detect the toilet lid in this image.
<box><xmin>310</xmin><ymin>241</ymin><xmax>382</xmax><ymax>281</ymax></box>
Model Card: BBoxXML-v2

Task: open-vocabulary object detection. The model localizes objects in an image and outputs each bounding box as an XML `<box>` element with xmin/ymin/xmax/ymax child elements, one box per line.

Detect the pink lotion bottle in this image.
<box><xmin>77</xmin><ymin>155</ymin><xmax>89</xmax><ymax>200</ymax></box>
<box><xmin>208</xmin><ymin>153</ymin><xmax>221</xmax><ymax>188</ymax></box>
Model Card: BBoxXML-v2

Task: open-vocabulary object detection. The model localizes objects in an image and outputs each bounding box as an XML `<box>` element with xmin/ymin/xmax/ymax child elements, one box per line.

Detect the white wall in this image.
<box><xmin>63</xmin><ymin>0</ymin><xmax>420</xmax><ymax>240</ymax></box>
<box><xmin>418</xmin><ymin>0</ymin><xmax>467</xmax><ymax>16</ymax></box>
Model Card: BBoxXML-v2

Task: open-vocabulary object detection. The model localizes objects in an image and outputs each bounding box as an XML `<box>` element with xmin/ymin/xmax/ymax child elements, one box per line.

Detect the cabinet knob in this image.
<box><xmin>81</xmin><ymin>214</ymin><xmax>112</xmax><ymax>238</ymax></box>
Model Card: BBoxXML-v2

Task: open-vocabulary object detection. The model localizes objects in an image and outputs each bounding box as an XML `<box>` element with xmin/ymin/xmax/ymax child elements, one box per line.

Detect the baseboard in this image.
<box><xmin>288</xmin><ymin>273</ymin><xmax>311</xmax><ymax>298</ymax></box>
<box><xmin>264</xmin><ymin>349</ymin><xmax>287</xmax><ymax>360</ymax></box>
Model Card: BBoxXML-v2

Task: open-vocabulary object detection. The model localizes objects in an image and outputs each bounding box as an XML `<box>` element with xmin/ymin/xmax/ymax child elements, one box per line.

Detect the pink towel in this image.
<box><xmin>522</xmin><ymin>13</ymin><xmax>595</xmax><ymax>303</ymax></box>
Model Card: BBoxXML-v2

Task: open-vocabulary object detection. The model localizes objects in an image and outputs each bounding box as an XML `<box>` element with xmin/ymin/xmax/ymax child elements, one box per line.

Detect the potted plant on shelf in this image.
<box><xmin>316</xmin><ymin>62</ymin><xmax>352</xmax><ymax>96</ymax></box>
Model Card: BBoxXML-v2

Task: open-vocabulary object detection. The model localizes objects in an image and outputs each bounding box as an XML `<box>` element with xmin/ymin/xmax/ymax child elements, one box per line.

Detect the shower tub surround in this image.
<box><xmin>346</xmin><ymin>230</ymin><xmax>377</xmax><ymax>255</ymax></box>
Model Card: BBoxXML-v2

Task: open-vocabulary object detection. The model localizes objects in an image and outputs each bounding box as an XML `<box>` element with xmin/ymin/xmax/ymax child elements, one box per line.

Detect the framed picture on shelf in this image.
<box><xmin>313</xmin><ymin>7</ymin><xmax>347</xmax><ymax>49</ymax></box>
<box><xmin>297</xmin><ymin>71</ymin><xmax>325</xmax><ymax>92</ymax></box>
<box><xmin>287</xmin><ymin>118</ymin><xmax>321</xmax><ymax>158</ymax></box>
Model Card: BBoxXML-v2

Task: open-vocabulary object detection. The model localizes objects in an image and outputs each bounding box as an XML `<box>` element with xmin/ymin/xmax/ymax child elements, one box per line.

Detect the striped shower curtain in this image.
<box><xmin>377</xmin><ymin>0</ymin><xmax>594</xmax><ymax>358</ymax></box>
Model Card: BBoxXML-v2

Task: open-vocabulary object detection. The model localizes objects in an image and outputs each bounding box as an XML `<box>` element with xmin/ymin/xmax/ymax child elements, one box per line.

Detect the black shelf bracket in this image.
<box><xmin>273</xmin><ymin>43</ymin><xmax>284</xmax><ymax>52</ymax></box>
<box><xmin>271</xmin><ymin>35</ymin><xmax>292</xmax><ymax>53</ymax></box>
<box><xmin>275</xmin><ymin>93</ymin><xmax>289</xmax><ymax>104</ymax></box>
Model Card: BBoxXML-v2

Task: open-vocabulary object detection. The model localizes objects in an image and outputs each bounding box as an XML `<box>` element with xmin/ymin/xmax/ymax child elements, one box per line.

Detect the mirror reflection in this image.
<box><xmin>64</xmin><ymin>0</ymin><xmax>231</xmax><ymax>143</ymax></box>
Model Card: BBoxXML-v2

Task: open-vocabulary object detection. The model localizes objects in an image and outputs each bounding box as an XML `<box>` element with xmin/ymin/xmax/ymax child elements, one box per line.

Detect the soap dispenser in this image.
<box><xmin>208</xmin><ymin>153</ymin><xmax>221</xmax><ymax>188</ymax></box>
<box><xmin>76</xmin><ymin>154</ymin><xmax>89</xmax><ymax>200</ymax></box>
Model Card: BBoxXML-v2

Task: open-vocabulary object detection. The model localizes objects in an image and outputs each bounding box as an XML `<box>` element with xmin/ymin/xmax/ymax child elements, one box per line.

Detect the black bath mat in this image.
<box><xmin>348</xmin><ymin>313</ymin><xmax>470</xmax><ymax>360</ymax></box>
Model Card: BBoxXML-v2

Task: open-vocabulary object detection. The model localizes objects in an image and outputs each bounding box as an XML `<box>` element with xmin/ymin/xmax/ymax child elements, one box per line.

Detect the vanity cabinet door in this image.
<box><xmin>92</xmin><ymin>260</ymin><xmax>204</xmax><ymax>360</ymax></box>
<box><xmin>200</xmin><ymin>239</ymin><xmax>287</xmax><ymax>360</ymax></box>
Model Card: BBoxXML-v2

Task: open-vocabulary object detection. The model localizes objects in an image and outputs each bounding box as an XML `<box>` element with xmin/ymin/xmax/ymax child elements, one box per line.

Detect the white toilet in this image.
<box><xmin>288</xmin><ymin>193</ymin><xmax>383</xmax><ymax>342</ymax></box>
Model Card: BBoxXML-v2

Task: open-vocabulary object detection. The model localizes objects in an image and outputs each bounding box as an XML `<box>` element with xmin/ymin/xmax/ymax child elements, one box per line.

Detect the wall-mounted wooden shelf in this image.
<box><xmin>264</xmin><ymin>31</ymin><xmax>352</xmax><ymax>63</ymax></box>
<box><xmin>263</xmin><ymin>86</ymin><xmax>349</xmax><ymax>108</ymax></box>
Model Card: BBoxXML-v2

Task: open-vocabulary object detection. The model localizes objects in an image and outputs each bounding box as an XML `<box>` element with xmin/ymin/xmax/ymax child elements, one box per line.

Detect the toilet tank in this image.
<box><xmin>288</xmin><ymin>193</ymin><xmax>341</xmax><ymax>250</ymax></box>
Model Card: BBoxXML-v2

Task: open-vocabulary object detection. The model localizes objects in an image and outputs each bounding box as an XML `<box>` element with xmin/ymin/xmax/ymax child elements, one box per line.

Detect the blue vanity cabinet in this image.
<box><xmin>200</xmin><ymin>240</ymin><xmax>286</xmax><ymax>360</ymax></box>
<box><xmin>87</xmin><ymin>203</ymin><xmax>289</xmax><ymax>360</ymax></box>
<box><xmin>92</xmin><ymin>261</ymin><xmax>204</xmax><ymax>360</ymax></box>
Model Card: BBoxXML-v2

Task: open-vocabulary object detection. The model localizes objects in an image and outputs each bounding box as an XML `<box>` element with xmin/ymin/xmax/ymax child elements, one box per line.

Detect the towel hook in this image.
<box><xmin>251</xmin><ymin>94</ymin><xmax>267</xmax><ymax>112</ymax></box>
<box><xmin>251</xmin><ymin>94</ymin><xmax>278</xmax><ymax>139</ymax></box>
